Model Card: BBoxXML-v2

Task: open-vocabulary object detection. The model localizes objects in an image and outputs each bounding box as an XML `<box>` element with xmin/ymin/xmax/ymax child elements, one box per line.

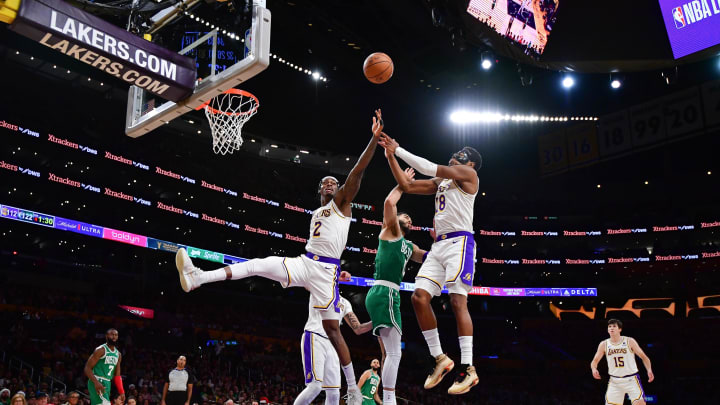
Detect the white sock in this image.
<box><xmin>342</xmin><ymin>363</ymin><xmax>357</xmax><ymax>388</ymax></box>
<box><xmin>197</xmin><ymin>269</ymin><xmax>227</xmax><ymax>285</ymax></box>
<box><xmin>382</xmin><ymin>390</ymin><xmax>395</xmax><ymax>405</ymax></box>
<box><xmin>459</xmin><ymin>335</ymin><xmax>473</xmax><ymax>365</ymax></box>
<box><xmin>422</xmin><ymin>329</ymin><xmax>443</xmax><ymax>358</ymax></box>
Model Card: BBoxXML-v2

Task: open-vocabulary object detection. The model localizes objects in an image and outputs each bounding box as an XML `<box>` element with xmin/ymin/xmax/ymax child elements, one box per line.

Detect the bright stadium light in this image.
<box><xmin>481</xmin><ymin>59</ymin><xmax>492</xmax><ymax>70</ymax></box>
<box><xmin>611</xmin><ymin>79</ymin><xmax>621</xmax><ymax>89</ymax></box>
<box><xmin>562</xmin><ymin>75</ymin><xmax>575</xmax><ymax>89</ymax></box>
<box><xmin>450</xmin><ymin>111</ymin><xmax>503</xmax><ymax>124</ymax></box>
<box><xmin>312</xmin><ymin>72</ymin><xmax>320</xmax><ymax>80</ymax></box>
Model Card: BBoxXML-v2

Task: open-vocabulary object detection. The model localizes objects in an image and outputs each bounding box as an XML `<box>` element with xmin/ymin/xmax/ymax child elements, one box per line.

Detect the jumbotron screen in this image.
<box><xmin>466</xmin><ymin>0</ymin><xmax>559</xmax><ymax>58</ymax></box>
<box><xmin>658</xmin><ymin>0</ymin><xmax>720</xmax><ymax>59</ymax></box>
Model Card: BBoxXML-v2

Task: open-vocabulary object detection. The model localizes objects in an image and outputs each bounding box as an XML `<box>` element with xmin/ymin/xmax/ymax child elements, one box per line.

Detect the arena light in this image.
<box><xmin>561</xmin><ymin>75</ymin><xmax>575</xmax><ymax>89</ymax></box>
<box><xmin>450</xmin><ymin>111</ymin><xmax>572</xmax><ymax>124</ymax></box>
<box><xmin>312</xmin><ymin>72</ymin><xmax>321</xmax><ymax>80</ymax></box>
<box><xmin>611</xmin><ymin>79</ymin><xmax>622</xmax><ymax>89</ymax></box>
<box><xmin>480</xmin><ymin>51</ymin><xmax>494</xmax><ymax>70</ymax></box>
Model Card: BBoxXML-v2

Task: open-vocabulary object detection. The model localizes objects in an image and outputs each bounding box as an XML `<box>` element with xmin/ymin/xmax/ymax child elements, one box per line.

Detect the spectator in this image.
<box><xmin>61</xmin><ymin>391</ymin><xmax>80</xmax><ymax>405</ymax></box>
<box><xmin>9</xmin><ymin>395</ymin><xmax>26</xmax><ymax>405</ymax></box>
<box><xmin>1</xmin><ymin>389</ymin><xmax>11</xmax><ymax>405</ymax></box>
<box><xmin>126</xmin><ymin>398</ymin><xmax>136</xmax><ymax>405</ymax></box>
<box><xmin>35</xmin><ymin>393</ymin><xmax>47</xmax><ymax>405</ymax></box>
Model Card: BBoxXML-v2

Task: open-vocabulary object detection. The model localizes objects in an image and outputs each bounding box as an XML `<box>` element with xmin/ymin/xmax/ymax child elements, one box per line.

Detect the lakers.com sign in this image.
<box><xmin>10</xmin><ymin>0</ymin><xmax>196</xmax><ymax>101</ymax></box>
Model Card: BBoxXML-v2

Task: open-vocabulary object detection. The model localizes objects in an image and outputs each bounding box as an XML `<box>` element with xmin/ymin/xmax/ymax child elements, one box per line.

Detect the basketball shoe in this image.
<box><xmin>176</xmin><ymin>248</ymin><xmax>203</xmax><ymax>292</ymax></box>
<box><xmin>423</xmin><ymin>353</ymin><xmax>454</xmax><ymax>389</ymax></box>
<box><xmin>447</xmin><ymin>364</ymin><xmax>479</xmax><ymax>395</ymax></box>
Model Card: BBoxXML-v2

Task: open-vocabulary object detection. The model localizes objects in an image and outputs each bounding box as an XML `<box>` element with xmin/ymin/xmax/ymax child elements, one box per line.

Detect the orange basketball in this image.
<box><xmin>363</xmin><ymin>52</ymin><xmax>394</xmax><ymax>84</ymax></box>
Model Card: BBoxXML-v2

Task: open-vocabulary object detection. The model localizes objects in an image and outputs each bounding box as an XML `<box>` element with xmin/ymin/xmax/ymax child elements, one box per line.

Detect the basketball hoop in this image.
<box><xmin>198</xmin><ymin>88</ymin><xmax>259</xmax><ymax>155</ymax></box>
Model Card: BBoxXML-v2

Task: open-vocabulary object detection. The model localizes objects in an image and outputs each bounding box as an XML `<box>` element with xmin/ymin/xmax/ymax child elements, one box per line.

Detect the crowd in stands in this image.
<box><xmin>1</xmin><ymin>277</ymin><xmax>719</xmax><ymax>404</ymax></box>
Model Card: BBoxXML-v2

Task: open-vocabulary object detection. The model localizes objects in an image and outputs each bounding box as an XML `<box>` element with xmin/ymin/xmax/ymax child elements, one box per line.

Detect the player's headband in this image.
<box><xmin>319</xmin><ymin>176</ymin><xmax>339</xmax><ymax>191</ymax></box>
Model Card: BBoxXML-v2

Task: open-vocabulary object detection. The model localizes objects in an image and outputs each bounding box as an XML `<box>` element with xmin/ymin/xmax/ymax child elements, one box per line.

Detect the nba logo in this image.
<box><xmin>672</xmin><ymin>7</ymin><xmax>686</xmax><ymax>28</ymax></box>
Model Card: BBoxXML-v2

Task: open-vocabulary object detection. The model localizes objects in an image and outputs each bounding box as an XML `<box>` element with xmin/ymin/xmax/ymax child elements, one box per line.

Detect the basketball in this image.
<box><xmin>363</xmin><ymin>52</ymin><xmax>394</xmax><ymax>84</ymax></box>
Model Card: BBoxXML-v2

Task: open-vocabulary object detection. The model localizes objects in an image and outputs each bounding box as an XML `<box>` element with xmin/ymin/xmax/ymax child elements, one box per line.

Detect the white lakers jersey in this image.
<box><xmin>434</xmin><ymin>178</ymin><xmax>476</xmax><ymax>235</ymax></box>
<box><xmin>606</xmin><ymin>336</ymin><xmax>638</xmax><ymax>377</ymax></box>
<box><xmin>305</xmin><ymin>199</ymin><xmax>351</xmax><ymax>259</ymax></box>
<box><xmin>304</xmin><ymin>296</ymin><xmax>352</xmax><ymax>337</ymax></box>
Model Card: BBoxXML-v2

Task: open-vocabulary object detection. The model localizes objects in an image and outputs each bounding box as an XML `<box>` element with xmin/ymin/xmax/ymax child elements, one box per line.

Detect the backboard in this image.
<box><xmin>125</xmin><ymin>2</ymin><xmax>271</xmax><ymax>138</ymax></box>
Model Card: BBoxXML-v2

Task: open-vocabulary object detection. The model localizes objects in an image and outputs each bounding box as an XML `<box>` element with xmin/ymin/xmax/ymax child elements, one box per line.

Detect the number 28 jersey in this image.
<box><xmin>605</xmin><ymin>336</ymin><xmax>639</xmax><ymax>377</ymax></box>
<box><xmin>305</xmin><ymin>199</ymin><xmax>351</xmax><ymax>259</ymax></box>
<box><xmin>434</xmin><ymin>178</ymin><xmax>476</xmax><ymax>236</ymax></box>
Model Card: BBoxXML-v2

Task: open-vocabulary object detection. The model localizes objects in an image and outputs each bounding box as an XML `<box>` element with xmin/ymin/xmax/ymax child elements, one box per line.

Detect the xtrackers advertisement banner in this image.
<box><xmin>9</xmin><ymin>0</ymin><xmax>196</xmax><ymax>101</ymax></box>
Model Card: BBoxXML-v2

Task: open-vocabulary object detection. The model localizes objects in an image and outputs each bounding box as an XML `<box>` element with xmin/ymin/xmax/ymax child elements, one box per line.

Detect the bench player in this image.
<box><xmin>175</xmin><ymin>110</ymin><xmax>385</xmax><ymax>405</ymax></box>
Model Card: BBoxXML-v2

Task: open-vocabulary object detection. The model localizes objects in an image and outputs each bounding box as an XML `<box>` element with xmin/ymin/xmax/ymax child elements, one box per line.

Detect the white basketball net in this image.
<box><xmin>203</xmin><ymin>90</ymin><xmax>259</xmax><ymax>155</ymax></box>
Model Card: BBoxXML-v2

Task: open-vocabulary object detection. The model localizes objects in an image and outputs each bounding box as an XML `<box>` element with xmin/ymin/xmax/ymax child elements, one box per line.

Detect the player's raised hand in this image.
<box><xmin>371</xmin><ymin>109</ymin><xmax>384</xmax><ymax>138</ymax></box>
<box><xmin>404</xmin><ymin>167</ymin><xmax>415</xmax><ymax>181</ymax></box>
<box><xmin>647</xmin><ymin>370</ymin><xmax>654</xmax><ymax>383</ymax></box>
<box><xmin>378</xmin><ymin>133</ymin><xmax>399</xmax><ymax>154</ymax></box>
<box><xmin>429</xmin><ymin>228</ymin><xmax>436</xmax><ymax>241</ymax></box>
<box><xmin>339</xmin><ymin>271</ymin><xmax>352</xmax><ymax>282</ymax></box>
<box><xmin>592</xmin><ymin>369</ymin><xmax>601</xmax><ymax>379</ymax></box>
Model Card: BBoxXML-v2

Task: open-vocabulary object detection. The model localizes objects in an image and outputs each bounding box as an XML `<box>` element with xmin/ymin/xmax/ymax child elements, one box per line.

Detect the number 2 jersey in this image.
<box><xmin>305</xmin><ymin>199</ymin><xmax>351</xmax><ymax>259</ymax></box>
<box><xmin>434</xmin><ymin>178</ymin><xmax>476</xmax><ymax>236</ymax></box>
<box><xmin>606</xmin><ymin>336</ymin><xmax>639</xmax><ymax>377</ymax></box>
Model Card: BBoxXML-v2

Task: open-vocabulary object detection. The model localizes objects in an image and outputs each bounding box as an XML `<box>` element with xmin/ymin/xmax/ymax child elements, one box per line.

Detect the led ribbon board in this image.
<box><xmin>9</xmin><ymin>0</ymin><xmax>196</xmax><ymax>101</ymax></box>
<box><xmin>0</xmin><ymin>202</ymin><xmax>599</xmax><ymax>297</ymax></box>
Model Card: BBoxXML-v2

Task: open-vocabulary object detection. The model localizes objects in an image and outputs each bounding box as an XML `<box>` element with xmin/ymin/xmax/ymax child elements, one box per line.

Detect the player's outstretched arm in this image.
<box><xmin>410</xmin><ymin>243</ymin><xmax>428</xmax><ymax>264</ymax></box>
<box><xmin>335</xmin><ymin>110</ymin><xmax>383</xmax><ymax>210</ymax></box>
<box><xmin>84</xmin><ymin>347</ymin><xmax>106</xmax><ymax>395</ymax></box>
<box><xmin>381</xmin><ymin>185</ymin><xmax>403</xmax><ymax>239</ymax></box>
<box><xmin>590</xmin><ymin>341</ymin><xmax>605</xmax><ymax>379</ymax></box>
<box><xmin>629</xmin><ymin>338</ymin><xmax>654</xmax><ymax>382</ymax></box>
<box><xmin>384</xmin><ymin>142</ymin><xmax>438</xmax><ymax>195</ymax></box>
<box><xmin>344</xmin><ymin>311</ymin><xmax>373</xmax><ymax>335</ymax></box>
<box><xmin>379</xmin><ymin>134</ymin><xmax>477</xmax><ymax>185</ymax></box>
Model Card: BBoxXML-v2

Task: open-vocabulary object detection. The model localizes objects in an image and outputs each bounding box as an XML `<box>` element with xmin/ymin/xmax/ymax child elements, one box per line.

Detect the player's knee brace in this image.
<box><xmin>324</xmin><ymin>388</ymin><xmax>340</xmax><ymax>405</ymax></box>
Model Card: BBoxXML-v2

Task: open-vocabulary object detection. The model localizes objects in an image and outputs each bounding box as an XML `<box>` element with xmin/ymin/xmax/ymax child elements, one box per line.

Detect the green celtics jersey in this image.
<box><xmin>92</xmin><ymin>344</ymin><xmax>119</xmax><ymax>381</ymax></box>
<box><xmin>373</xmin><ymin>237</ymin><xmax>413</xmax><ymax>285</ymax></box>
<box><xmin>361</xmin><ymin>371</ymin><xmax>380</xmax><ymax>402</ymax></box>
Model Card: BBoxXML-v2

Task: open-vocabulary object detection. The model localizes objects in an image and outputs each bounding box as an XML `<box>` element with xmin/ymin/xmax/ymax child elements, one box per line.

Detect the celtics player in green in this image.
<box><xmin>357</xmin><ymin>359</ymin><xmax>382</xmax><ymax>404</ymax></box>
<box><xmin>365</xmin><ymin>161</ymin><xmax>428</xmax><ymax>405</ymax></box>
<box><xmin>84</xmin><ymin>329</ymin><xmax>125</xmax><ymax>405</ymax></box>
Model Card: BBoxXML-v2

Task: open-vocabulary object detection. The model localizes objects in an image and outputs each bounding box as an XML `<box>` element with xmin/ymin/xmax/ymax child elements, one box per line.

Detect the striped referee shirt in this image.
<box><xmin>167</xmin><ymin>368</ymin><xmax>194</xmax><ymax>392</ymax></box>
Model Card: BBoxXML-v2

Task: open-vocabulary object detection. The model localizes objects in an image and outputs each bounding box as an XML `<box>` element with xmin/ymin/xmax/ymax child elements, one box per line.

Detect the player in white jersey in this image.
<box><xmin>591</xmin><ymin>319</ymin><xmax>654</xmax><ymax>405</ymax></box>
<box><xmin>380</xmin><ymin>133</ymin><xmax>481</xmax><ymax>395</ymax></box>
<box><xmin>174</xmin><ymin>110</ymin><xmax>385</xmax><ymax>405</ymax></box>
<box><xmin>295</xmin><ymin>296</ymin><xmax>372</xmax><ymax>405</ymax></box>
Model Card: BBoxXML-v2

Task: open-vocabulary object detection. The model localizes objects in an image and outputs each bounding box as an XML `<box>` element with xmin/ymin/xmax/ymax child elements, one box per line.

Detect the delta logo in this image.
<box><xmin>672</xmin><ymin>1</ymin><xmax>720</xmax><ymax>29</ymax></box>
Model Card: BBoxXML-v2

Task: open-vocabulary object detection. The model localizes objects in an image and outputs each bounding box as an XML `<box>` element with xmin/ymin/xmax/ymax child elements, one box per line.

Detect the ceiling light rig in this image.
<box><xmin>449</xmin><ymin>111</ymin><xmax>598</xmax><ymax>124</ymax></box>
<box><xmin>183</xmin><ymin>10</ymin><xmax>328</xmax><ymax>82</ymax></box>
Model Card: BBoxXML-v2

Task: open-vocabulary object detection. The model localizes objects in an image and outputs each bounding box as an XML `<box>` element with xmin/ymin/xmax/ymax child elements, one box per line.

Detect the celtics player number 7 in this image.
<box><xmin>84</xmin><ymin>328</ymin><xmax>125</xmax><ymax>405</ymax></box>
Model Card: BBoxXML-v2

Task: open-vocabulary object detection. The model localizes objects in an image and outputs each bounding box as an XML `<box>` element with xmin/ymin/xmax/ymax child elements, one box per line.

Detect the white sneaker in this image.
<box><xmin>345</xmin><ymin>386</ymin><xmax>362</xmax><ymax>405</ymax></box>
<box><xmin>175</xmin><ymin>248</ymin><xmax>203</xmax><ymax>292</ymax></box>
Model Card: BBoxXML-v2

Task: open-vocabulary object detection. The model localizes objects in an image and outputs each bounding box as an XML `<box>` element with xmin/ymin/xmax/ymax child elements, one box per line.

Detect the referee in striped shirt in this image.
<box><xmin>161</xmin><ymin>356</ymin><xmax>195</xmax><ymax>405</ymax></box>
